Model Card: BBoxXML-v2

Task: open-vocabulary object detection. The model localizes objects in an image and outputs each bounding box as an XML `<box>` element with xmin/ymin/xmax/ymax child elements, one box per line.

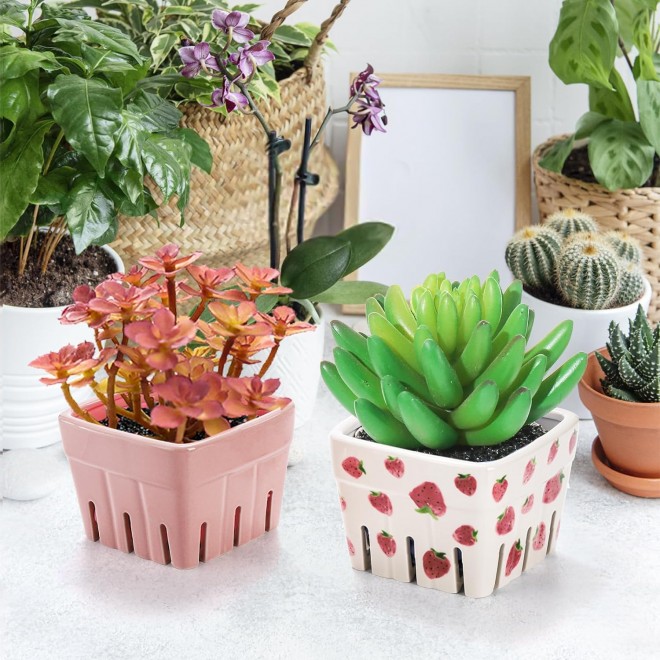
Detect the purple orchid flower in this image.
<box><xmin>210</xmin><ymin>78</ymin><xmax>249</xmax><ymax>113</ymax></box>
<box><xmin>179</xmin><ymin>42</ymin><xmax>220</xmax><ymax>78</ymax></box>
<box><xmin>212</xmin><ymin>9</ymin><xmax>255</xmax><ymax>44</ymax></box>
<box><xmin>350</xmin><ymin>64</ymin><xmax>382</xmax><ymax>104</ymax></box>
<box><xmin>351</xmin><ymin>100</ymin><xmax>388</xmax><ymax>136</ymax></box>
<box><xmin>229</xmin><ymin>40</ymin><xmax>275</xmax><ymax>79</ymax></box>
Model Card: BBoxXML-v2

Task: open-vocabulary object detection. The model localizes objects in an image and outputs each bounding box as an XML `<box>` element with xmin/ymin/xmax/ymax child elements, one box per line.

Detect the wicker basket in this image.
<box><xmin>533</xmin><ymin>135</ymin><xmax>660</xmax><ymax>322</ymax></box>
<box><xmin>111</xmin><ymin>1</ymin><xmax>350</xmax><ymax>269</ymax></box>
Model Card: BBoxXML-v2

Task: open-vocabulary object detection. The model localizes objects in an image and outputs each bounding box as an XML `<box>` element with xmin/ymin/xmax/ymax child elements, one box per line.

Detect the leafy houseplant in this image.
<box><xmin>0</xmin><ymin>0</ymin><xmax>210</xmax><ymax>281</ymax></box>
<box><xmin>323</xmin><ymin>271</ymin><xmax>584</xmax><ymax>597</ymax></box>
<box><xmin>31</xmin><ymin>244</ymin><xmax>306</xmax><ymax>566</ymax></box>
<box><xmin>541</xmin><ymin>0</ymin><xmax>659</xmax><ymax>191</ymax></box>
<box><xmin>579</xmin><ymin>306</ymin><xmax>660</xmax><ymax>496</ymax></box>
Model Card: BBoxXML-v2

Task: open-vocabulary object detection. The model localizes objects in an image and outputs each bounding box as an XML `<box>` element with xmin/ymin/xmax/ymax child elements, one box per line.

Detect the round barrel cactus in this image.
<box><xmin>545</xmin><ymin>209</ymin><xmax>599</xmax><ymax>238</ymax></box>
<box><xmin>603</xmin><ymin>230</ymin><xmax>643</xmax><ymax>265</ymax></box>
<box><xmin>505</xmin><ymin>226</ymin><xmax>562</xmax><ymax>292</ymax></box>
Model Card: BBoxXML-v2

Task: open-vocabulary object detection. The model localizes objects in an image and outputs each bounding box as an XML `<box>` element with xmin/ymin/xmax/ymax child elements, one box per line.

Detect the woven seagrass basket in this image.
<box><xmin>533</xmin><ymin>135</ymin><xmax>660</xmax><ymax>322</ymax></box>
<box><xmin>111</xmin><ymin>1</ymin><xmax>348</xmax><ymax>269</ymax></box>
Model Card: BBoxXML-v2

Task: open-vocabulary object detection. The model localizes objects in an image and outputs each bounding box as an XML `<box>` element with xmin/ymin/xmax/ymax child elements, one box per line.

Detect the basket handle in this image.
<box><xmin>304</xmin><ymin>0</ymin><xmax>351</xmax><ymax>74</ymax></box>
<box><xmin>260</xmin><ymin>0</ymin><xmax>308</xmax><ymax>42</ymax></box>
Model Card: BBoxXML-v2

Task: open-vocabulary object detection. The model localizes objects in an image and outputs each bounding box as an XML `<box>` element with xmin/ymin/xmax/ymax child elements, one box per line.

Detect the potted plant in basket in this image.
<box><xmin>0</xmin><ymin>0</ymin><xmax>209</xmax><ymax>452</ymax></box>
<box><xmin>321</xmin><ymin>271</ymin><xmax>587</xmax><ymax>598</ymax></box>
<box><xmin>578</xmin><ymin>306</ymin><xmax>660</xmax><ymax>498</ymax></box>
<box><xmin>505</xmin><ymin>209</ymin><xmax>652</xmax><ymax>418</ymax></box>
<box><xmin>534</xmin><ymin>0</ymin><xmax>660</xmax><ymax>321</ymax></box>
<box><xmin>30</xmin><ymin>244</ymin><xmax>309</xmax><ymax>568</ymax></box>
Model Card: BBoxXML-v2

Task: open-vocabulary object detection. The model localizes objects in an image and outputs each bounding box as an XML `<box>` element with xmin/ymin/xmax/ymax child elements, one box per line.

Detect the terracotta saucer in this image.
<box><xmin>591</xmin><ymin>437</ymin><xmax>660</xmax><ymax>499</ymax></box>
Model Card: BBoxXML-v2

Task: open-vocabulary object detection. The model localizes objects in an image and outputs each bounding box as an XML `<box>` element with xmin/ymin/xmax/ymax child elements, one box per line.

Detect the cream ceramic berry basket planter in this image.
<box><xmin>331</xmin><ymin>408</ymin><xmax>579</xmax><ymax>598</ymax></box>
<box><xmin>59</xmin><ymin>399</ymin><xmax>295</xmax><ymax>569</ymax></box>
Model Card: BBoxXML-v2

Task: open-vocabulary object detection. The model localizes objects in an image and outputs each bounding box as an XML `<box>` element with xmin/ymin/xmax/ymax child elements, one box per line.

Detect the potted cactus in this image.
<box><xmin>578</xmin><ymin>306</ymin><xmax>660</xmax><ymax>498</ymax></box>
<box><xmin>30</xmin><ymin>244</ymin><xmax>308</xmax><ymax>567</ymax></box>
<box><xmin>505</xmin><ymin>209</ymin><xmax>652</xmax><ymax>418</ymax></box>
<box><xmin>321</xmin><ymin>271</ymin><xmax>586</xmax><ymax>597</ymax></box>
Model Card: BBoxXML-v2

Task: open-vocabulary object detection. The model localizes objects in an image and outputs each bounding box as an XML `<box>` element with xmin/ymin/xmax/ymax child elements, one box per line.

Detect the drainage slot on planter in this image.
<box><xmin>548</xmin><ymin>511</ymin><xmax>558</xmax><ymax>555</ymax></box>
<box><xmin>522</xmin><ymin>527</ymin><xmax>533</xmax><ymax>571</ymax></box>
<box><xmin>199</xmin><ymin>522</ymin><xmax>207</xmax><ymax>563</ymax></box>
<box><xmin>265</xmin><ymin>491</ymin><xmax>273</xmax><ymax>532</ymax></box>
<box><xmin>88</xmin><ymin>501</ymin><xmax>99</xmax><ymax>542</ymax></box>
<box><xmin>407</xmin><ymin>537</ymin><xmax>416</xmax><ymax>581</ymax></box>
<box><xmin>361</xmin><ymin>526</ymin><xmax>371</xmax><ymax>569</ymax></box>
<box><xmin>233</xmin><ymin>507</ymin><xmax>241</xmax><ymax>547</ymax></box>
<box><xmin>123</xmin><ymin>512</ymin><xmax>134</xmax><ymax>553</ymax></box>
<box><xmin>456</xmin><ymin>548</ymin><xmax>464</xmax><ymax>579</ymax></box>
<box><xmin>493</xmin><ymin>544</ymin><xmax>505</xmax><ymax>590</ymax></box>
<box><xmin>160</xmin><ymin>524</ymin><xmax>171</xmax><ymax>564</ymax></box>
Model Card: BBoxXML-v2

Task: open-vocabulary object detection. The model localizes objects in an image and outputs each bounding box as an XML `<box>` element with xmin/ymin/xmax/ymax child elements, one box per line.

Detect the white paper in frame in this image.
<box><xmin>343</xmin><ymin>73</ymin><xmax>531</xmax><ymax>314</ymax></box>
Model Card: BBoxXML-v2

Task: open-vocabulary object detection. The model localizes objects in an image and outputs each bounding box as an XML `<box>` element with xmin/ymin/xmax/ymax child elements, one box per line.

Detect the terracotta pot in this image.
<box><xmin>330</xmin><ymin>408</ymin><xmax>579</xmax><ymax>598</ymax></box>
<box><xmin>578</xmin><ymin>350</ymin><xmax>660</xmax><ymax>479</ymax></box>
<box><xmin>59</xmin><ymin>399</ymin><xmax>295</xmax><ymax>568</ymax></box>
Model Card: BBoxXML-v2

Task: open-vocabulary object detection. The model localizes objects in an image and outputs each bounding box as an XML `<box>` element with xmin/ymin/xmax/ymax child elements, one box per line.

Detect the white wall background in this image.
<box><xmin>254</xmin><ymin>0</ymin><xmax>588</xmax><ymax>231</ymax></box>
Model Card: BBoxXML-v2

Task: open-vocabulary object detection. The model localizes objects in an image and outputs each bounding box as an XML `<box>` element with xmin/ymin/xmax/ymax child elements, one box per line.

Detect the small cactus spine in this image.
<box><xmin>616</xmin><ymin>261</ymin><xmax>646</xmax><ymax>307</ymax></box>
<box><xmin>545</xmin><ymin>208</ymin><xmax>599</xmax><ymax>238</ymax></box>
<box><xmin>556</xmin><ymin>234</ymin><xmax>620</xmax><ymax>310</ymax></box>
<box><xmin>603</xmin><ymin>230</ymin><xmax>643</xmax><ymax>265</ymax></box>
<box><xmin>504</xmin><ymin>226</ymin><xmax>562</xmax><ymax>291</ymax></box>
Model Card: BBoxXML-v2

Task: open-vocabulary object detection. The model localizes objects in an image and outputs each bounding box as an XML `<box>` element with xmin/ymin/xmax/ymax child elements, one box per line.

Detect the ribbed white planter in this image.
<box><xmin>522</xmin><ymin>279</ymin><xmax>652</xmax><ymax>419</ymax></box>
<box><xmin>1</xmin><ymin>245</ymin><xmax>124</xmax><ymax>450</ymax></box>
<box><xmin>331</xmin><ymin>408</ymin><xmax>579</xmax><ymax>598</ymax></box>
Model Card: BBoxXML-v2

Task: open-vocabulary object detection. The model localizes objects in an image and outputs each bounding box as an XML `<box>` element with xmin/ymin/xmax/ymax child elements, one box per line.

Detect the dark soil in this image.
<box><xmin>0</xmin><ymin>236</ymin><xmax>117</xmax><ymax>308</ymax></box>
<box><xmin>354</xmin><ymin>422</ymin><xmax>546</xmax><ymax>462</ymax></box>
<box><xmin>562</xmin><ymin>143</ymin><xmax>660</xmax><ymax>187</ymax></box>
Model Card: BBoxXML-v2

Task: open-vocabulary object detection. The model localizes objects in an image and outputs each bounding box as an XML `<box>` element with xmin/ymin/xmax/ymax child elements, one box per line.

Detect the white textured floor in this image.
<box><xmin>3</xmin><ymin>312</ymin><xmax>660</xmax><ymax>660</ymax></box>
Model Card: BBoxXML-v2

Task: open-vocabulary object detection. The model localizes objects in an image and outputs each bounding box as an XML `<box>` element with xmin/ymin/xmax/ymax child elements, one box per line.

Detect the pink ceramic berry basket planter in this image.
<box><xmin>331</xmin><ymin>408</ymin><xmax>579</xmax><ymax>598</ymax></box>
<box><xmin>59</xmin><ymin>399</ymin><xmax>295</xmax><ymax>569</ymax></box>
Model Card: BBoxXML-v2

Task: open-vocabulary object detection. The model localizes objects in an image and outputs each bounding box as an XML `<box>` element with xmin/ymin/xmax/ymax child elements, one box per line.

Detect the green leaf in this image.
<box><xmin>47</xmin><ymin>74</ymin><xmax>123</xmax><ymax>176</ymax></box>
<box><xmin>588</xmin><ymin>68</ymin><xmax>636</xmax><ymax>121</ymax></box>
<box><xmin>574</xmin><ymin>111</ymin><xmax>610</xmax><ymax>139</ymax></box>
<box><xmin>63</xmin><ymin>174</ymin><xmax>116</xmax><ymax>252</ymax></box>
<box><xmin>312</xmin><ymin>280</ymin><xmax>390</xmax><ymax>304</ymax></box>
<box><xmin>0</xmin><ymin>0</ymin><xmax>26</xmax><ymax>29</ymax></box>
<box><xmin>333</xmin><ymin>221</ymin><xmax>394</xmax><ymax>276</ymax></box>
<box><xmin>632</xmin><ymin>8</ymin><xmax>659</xmax><ymax>81</ymax></box>
<box><xmin>0</xmin><ymin>45</ymin><xmax>59</xmax><ymax>78</ymax></box>
<box><xmin>255</xmin><ymin>293</ymin><xmax>279</xmax><ymax>314</ymax></box>
<box><xmin>127</xmin><ymin>90</ymin><xmax>182</xmax><ymax>132</ymax></box>
<box><xmin>614</xmin><ymin>0</ymin><xmax>637</xmax><ymax>50</ymax></box>
<box><xmin>108</xmin><ymin>162</ymin><xmax>143</xmax><ymax>205</ymax></box>
<box><xmin>167</xmin><ymin>127</ymin><xmax>212</xmax><ymax>174</ymax></box>
<box><xmin>0</xmin><ymin>70</ymin><xmax>45</xmax><ymax>124</ymax></box>
<box><xmin>538</xmin><ymin>134</ymin><xmax>575</xmax><ymax>173</ymax></box>
<box><xmin>30</xmin><ymin>167</ymin><xmax>74</xmax><ymax>206</ymax></box>
<box><xmin>150</xmin><ymin>32</ymin><xmax>178</xmax><ymax>70</ymax></box>
<box><xmin>280</xmin><ymin>236</ymin><xmax>352</xmax><ymax>299</ymax></box>
<box><xmin>588</xmin><ymin>119</ymin><xmax>656</xmax><ymax>189</ymax></box>
<box><xmin>549</xmin><ymin>0</ymin><xmax>618</xmax><ymax>89</ymax></box>
<box><xmin>273</xmin><ymin>25</ymin><xmax>312</xmax><ymax>47</ymax></box>
<box><xmin>0</xmin><ymin>120</ymin><xmax>53</xmax><ymax>240</ymax></box>
<box><xmin>638</xmin><ymin>80</ymin><xmax>660</xmax><ymax>154</ymax></box>
<box><xmin>114</xmin><ymin>112</ymin><xmax>146</xmax><ymax>173</ymax></box>
<box><xmin>141</xmin><ymin>133</ymin><xmax>191</xmax><ymax>204</ymax></box>
<box><xmin>80</xmin><ymin>44</ymin><xmax>138</xmax><ymax>74</ymax></box>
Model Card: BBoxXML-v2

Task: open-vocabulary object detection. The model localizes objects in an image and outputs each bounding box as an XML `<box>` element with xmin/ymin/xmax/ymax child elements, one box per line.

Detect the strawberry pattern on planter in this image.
<box><xmin>331</xmin><ymin>408</ymin><xmax>579</xmax><ymax>598</ymax></box>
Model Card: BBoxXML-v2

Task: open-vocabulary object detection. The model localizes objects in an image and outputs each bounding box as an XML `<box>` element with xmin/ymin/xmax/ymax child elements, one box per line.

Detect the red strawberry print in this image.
<box><xmin>409</xmin><ymin>481</ymin><xmax>446</xmax><ymax>519</ymax></box>
<box><xmin>542</xmin><ymin>471</ymin><xmax>564</xmax><ymax>503</ymax></box>
<box><xmin>521</xmin><ymin>494</ymin><xmax>534</xmax><ymax>514</ymax></box>
<box><xmin>532</xmin><ymin>522</ymin><xmax>547</xmax><ymax>550</ymax></box>
<box><xmin>347</xmin><ymin>538</ymin><xmax>355</xmax><ymax>556</ymax></box>
<box><xmin>547</xmin><ymin>439</ymin><xmax>559</xmax><ymax>464</ymax></box>
<box><xmin>342</xmin><ymin>457</ymin><xmax>365</xmax><ymax>479</ymax></box>
<box><xmin>496</xmin><ymin>506</ymin><xmax>515</xmax><ymax>535</ymax></box>
<box><xmin>452</xmin><ymin>525</ymin><xmax>478</xmax><ymax>546</ymax></box>
<box><xmin>492</xmin><ymin>475</ymin><xmax>508</xmax><ymax>502</ymax></box>
<box><xmin>569</xmin><ymin>431</ymin><xmax>578</xmax><ymax>454</ymax></box>
<box><xmin>454</xmin><ymin>474</ymin><xmax>477</xmax><ymax>496</ymax></box>
<box><xmin>369</xmin><ymin>491</ymin><xmax>393</xmax><ymax>515</ymax></box>
<box><xmin>377</xmin><ymin>530</ymin><xmax>397</xmax><ymax>557</ymax></box>
<box><xmin>523</xmin><ymin>458</ymin><xmax>536</xmax><ymax>484</ymax></box>
<box><xmin>340</xmin><ymin>496</ymin><xmax>346</xmax><ymax>511</ymax></box>
<box><xmin>423</xmin><ymin>549</ymin><xmax>451</xmax><ymax>579</ymax></box>
<box><xmin>505</xmin><ymin>540</ymin><xmax>523</xmax><ymax>576</ymax></box>
<box><xmin>385</xmin><ymin>456</ymin><xmax>405</xmax><ymax>478</ymax></box>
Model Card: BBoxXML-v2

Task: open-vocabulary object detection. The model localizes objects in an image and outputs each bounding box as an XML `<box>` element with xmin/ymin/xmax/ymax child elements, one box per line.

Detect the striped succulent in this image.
<box><xmin>597</xmin><ymin>306</ymin><xmax>660</xmax><ymax>403</ymax></box>
<box><xmin>321</xmin><ymin>272</ymin><xmax>587</xmax><ymax>451</ymax></box>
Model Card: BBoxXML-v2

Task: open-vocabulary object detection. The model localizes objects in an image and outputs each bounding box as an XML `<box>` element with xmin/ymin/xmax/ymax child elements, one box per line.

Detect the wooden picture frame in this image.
<box><xmin>343</xmin><ymin>73</ymin><xmax>531</xmax><ymax>314</ymax></box>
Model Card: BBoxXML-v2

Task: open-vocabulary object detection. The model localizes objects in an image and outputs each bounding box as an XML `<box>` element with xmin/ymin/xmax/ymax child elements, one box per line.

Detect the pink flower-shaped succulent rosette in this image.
<box><xmin>331</xmin><ymin>408</ymin><xmax>580</xmax><ymax>598</ymax></box>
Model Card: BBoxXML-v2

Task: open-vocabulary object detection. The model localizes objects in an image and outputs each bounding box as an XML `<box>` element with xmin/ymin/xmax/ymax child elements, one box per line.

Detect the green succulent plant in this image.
<box><xmin>321</xmin><ymin>272</ymin><xmax>587</xmax><ymax>451</ymax></box>
<box><xmin>504</xmin><ymin>225</ymin><xmax>561</xmax><ymax>291</ymax></box>
<box><xmin>597</xmin><ymin>305</ymin><xmax>660</xmax><ymax>403</ymax></box>
<box><xmin>603</xmin><ymin>229</ymin><xmax>644</xmax><ymax>265</ymax></box>
<box><xmin>546</xmin><ymin>209</ymin><xmax>599</xmax><ymax>239</ymax></box>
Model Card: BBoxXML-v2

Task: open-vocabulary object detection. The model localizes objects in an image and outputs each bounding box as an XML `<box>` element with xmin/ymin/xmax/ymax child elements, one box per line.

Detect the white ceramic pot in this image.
<box><xmin>522</xmin><ymin>279</ymin><xmax>652</xmax><ymax>419</ymax></box>
<box><xmin>0</xmin><ymin>245</ymin><xmax>124</xmax><ymax>450</ymax></box>
<box><xmin>331</xmin><ymin>408</ymin><xmax>579</xmax><ymax>598</ymax></box>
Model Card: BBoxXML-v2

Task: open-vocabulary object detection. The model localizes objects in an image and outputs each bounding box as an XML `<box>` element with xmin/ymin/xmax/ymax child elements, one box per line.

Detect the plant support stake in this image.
<box><xmin>296</xmin><ymin>117</ymin><xmax>320</xmax><ymax>245</ymax></box>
